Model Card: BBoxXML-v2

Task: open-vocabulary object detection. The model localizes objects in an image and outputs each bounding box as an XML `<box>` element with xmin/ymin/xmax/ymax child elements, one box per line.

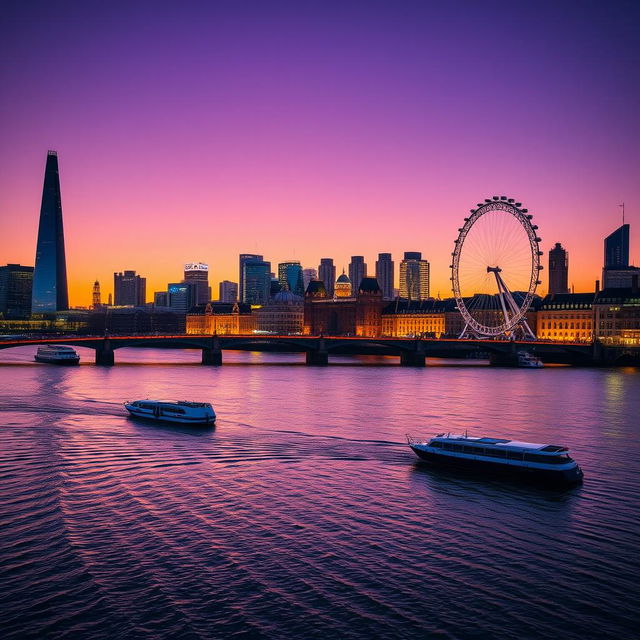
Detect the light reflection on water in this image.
<box><xmin>0</xmin><ymin>347</ymin><xmax>638</xmax><ymax>640</ymax></box>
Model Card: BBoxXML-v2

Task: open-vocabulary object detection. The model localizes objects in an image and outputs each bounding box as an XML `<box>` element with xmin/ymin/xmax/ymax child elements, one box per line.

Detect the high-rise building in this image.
<box><xmin>154</xmin><ymin>291</ymin><xmax>169</xmax><ymax>307</ymax></box>
<box><xmin>183</xmin><ymin>262</ymin><xmax>211</xmax><ymax>304</ymax></box>
<box><xmin>548</xmin><ymin>243</ymin><xmax>569</xmax><ymax>294</ymax></box>
<box><xmin>219</xmin><ymin>280</ymin><xmax>238</xmax><ymax>303</ymax></box>
<box><xmin>0</xmin><ymin>264</ymin><xmax>34</xmax><ymax>319</ymax></box>
<box><xmin>602</xmin><ymin>223</ymin><xmax>637</xmax><ymax>288</ymax></box>
<box><xmin>303</xmin><ymin>268</ymin><xmax>318</xmax><ymax>291</ymax></box>
<box><xmin>242</xmin><ymin>258</ymin><xmax>271</xmax><ymax>305</ymax></box>
<box><xmin>92</xmin><ymin>280</ymin><xmax>102</xmax><ymax>309</ymax></box>
<box><xmin>399</xmin><ymin>252</ymin><xmax>430</xmax><ymax>300</ymax></box>
<box><xmin>278</xmin><ymin>261</ymin><xmax>305</xmax><ymax>296</ymax></box>
<box><xmin>32</xmin><ymin>151</ymin><xmax>69</xmax><ymax>313</ymax></box>
<box><xmin>114</xmin><ymin>270</ymin><xmax>146</xmax><ymax>306</ymax></box>
<box><xmin>318</xmin><ymin>258</ymin><xmax>336</xmax><ymax>297</ymax></box>
<box><xmin>239</xmin><ymin>254</ymin><xmax>263</xmax><ymax>302</ymax></box>
<box><xmin>168</xmin><ymin>282</ymin><xmax>198</xmax><ymax>313</ymax></box>
<box><xmin>604</xmin><ymin>224</ymin><xmax>629</xmax><ymax>269</ymax></box>
<box><xmin>375</xmin><ymin>253</ymin><xmax>394</xmax><ymax>300</ymax></box>
<box><xmin>349</xmin><ymin>256</ymin><xmax>367</xmax><ymax>293</ymax></box>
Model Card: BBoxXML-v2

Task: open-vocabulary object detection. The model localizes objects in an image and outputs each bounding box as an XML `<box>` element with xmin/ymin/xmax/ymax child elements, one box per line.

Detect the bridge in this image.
<box><xmin>1</xmin><ymin>334</ymin><xmax>637</xmax><ymax>366</ymax></box>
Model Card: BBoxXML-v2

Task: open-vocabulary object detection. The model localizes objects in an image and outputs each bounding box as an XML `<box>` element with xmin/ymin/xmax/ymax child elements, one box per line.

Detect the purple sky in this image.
<box><xmin>1</xmin><ymin>0</ymin><xmax>638</xmax><ymax>304</ymax></box>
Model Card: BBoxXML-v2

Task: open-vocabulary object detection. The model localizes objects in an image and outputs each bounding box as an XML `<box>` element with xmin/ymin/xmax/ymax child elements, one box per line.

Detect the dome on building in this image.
<box><xmin>336</xmin><ymin>272</ymin><xmax>351</xmax><ymax>283</ymax></box>
<box><xmin>305</xmin><ymin>279</ymin><xmax>327</xmax><ymax>298</ymax></box>
<box><xmin>358</xmin><ymin>277</ymin><xmax>381</xmax><ymax>294</ymax></box>
<box><xmin>273</xmin><ymin>289</ymin><xmax>304</xmax><ymax>305</ymax></box>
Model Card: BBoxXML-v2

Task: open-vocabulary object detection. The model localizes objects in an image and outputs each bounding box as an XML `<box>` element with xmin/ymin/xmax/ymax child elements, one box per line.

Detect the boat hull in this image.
<box><xmin>34</xmin><ymin>355</ymin><xmax>80</xmax><ymax>365</ymax></box>
<box><xmin>410</xmin><ymin>447</ymin><xmax>583</xmax><ymax>488</ymax></box>
<box><xmin>124</xmin><ymin>406</ymin><xmax>215</xmax><ymax>425</ymax></box>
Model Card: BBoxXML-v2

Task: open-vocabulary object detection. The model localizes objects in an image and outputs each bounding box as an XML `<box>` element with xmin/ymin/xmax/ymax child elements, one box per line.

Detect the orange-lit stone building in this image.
<box><xmin>186</xmin><ymin>302</ymin><xmax>255</xmax><ymax>335</ymax></box>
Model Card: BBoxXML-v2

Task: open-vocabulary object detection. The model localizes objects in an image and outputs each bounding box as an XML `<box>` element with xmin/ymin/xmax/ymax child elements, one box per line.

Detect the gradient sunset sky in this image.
<box><xmin>1</xmin><ymin>0</ymin><xmax>638</xmax><ymax>306</ymax></box>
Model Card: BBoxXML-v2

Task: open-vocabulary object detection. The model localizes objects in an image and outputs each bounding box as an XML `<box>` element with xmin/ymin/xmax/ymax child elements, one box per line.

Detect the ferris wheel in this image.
<box><xmin>451</xmin><ymin>196</ymin><xmax>542</xmax><ymax>338</ymax></box>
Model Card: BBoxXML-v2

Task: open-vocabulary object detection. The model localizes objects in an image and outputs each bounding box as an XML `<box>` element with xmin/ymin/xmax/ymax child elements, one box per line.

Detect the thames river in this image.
<box><xmin>0</xmin><ymin>347</ymin><xmax>638</xmax><ymax>640</ymax></box>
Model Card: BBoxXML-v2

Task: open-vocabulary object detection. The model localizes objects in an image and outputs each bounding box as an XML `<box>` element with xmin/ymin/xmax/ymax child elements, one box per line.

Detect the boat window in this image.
<box><xmin>430</xmin><ymin>441</ymin><xmax>443</xmax><ymax>448</ymax></box>
<box><xmin>507</xmin><ymin>451</ymin><xmax>523</xmax><ymax>460</ymax></box>
<box><xmin>482</xmin><ymin>448</ymin><xmax>507</xmax><ymax>458</ymax></box>
<box><xmin>463</xmin><ymin>446</ymin><xmax>478</xmax><ymax>454</ymax></box>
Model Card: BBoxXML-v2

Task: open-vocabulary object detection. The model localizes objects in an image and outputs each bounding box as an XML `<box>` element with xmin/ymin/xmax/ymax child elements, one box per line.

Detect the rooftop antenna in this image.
<box><xmin>620</xmin><ymin>203</ymin><xmax>625</xmax><ymax>225</ymax></box>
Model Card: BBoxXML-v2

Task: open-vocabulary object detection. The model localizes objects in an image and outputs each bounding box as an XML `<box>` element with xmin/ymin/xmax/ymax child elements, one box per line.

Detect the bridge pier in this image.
<box><xmin>400</xmin><ymin>351</ymin><xmax>425</xmax><ymax>367</ymax></box>
<box><xmin>95</xmin><ymin>340</ymin><xmax>114</xmax><ymax>366</ymax></box>
<box><xmin>202</xmin><ymin>348</ymin><xmax>222</xmax><ymax>365</ymax></box>
<box><xmin>306</xmin><ymin>350</ymin><xmax>328</xmax><ymax>366</ymax></box>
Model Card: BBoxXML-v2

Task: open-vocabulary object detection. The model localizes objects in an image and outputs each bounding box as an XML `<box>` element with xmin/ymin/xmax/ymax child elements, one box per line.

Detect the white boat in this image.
<box><xmin>517</xmin><ymin>350</ymin><xmax>543</xmax><ymax>368</ymax></box>
<box><xmin>124</xmin><ymin>400</ymin><xmax>216</xmax><ymax>425</ymax></box>
<box><xmin>34</xmin><ymin>345</ymin><xmax>80</xmax><ymax>365</ymax></box>
<box><xmin>408</xmin><ymin>433</ymin><xmax>583</xmax><ymax>487</ymax></box>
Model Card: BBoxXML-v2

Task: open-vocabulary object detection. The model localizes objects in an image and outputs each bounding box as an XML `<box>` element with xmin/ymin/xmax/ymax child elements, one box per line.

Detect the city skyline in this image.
<box><xmin>1</xmin><ymin>2</ymin><xmax>639</xmax><ymax>306</ymax></box>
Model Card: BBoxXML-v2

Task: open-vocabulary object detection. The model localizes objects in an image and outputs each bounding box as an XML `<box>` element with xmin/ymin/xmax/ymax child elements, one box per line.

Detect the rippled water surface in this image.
<box><xmin>1</xmin><ymin>347</ymin><xmax>638</xmax><ymax>639</ymax></box>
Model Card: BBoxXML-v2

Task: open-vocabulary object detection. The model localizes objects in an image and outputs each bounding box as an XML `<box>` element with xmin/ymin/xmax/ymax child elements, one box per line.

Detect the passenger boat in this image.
<box><xmin>407</xmin><ymin>433</ymin><xmax>583</xmax><ymax>487</ymax></box>
<box><xmin>34</xmin><ymin>345</ymin><xmax>80</xmax><ymax>365</ymax></box>
<box><xmin>517</xmin><ymin>350</ymin><xmax>543</xmax><ymax>368</ymax></box>
<box><xmin>124</xmin><ymin>400</ymin><xmax>216</xmax><ymax>425</ymax></box>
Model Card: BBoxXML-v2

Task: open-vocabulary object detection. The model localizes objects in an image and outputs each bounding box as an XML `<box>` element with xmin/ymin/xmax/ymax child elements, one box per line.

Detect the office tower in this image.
<box><xmin>108</xmin><ymin>293</ymin><xmax>112</xmax><ymax>306</ymax></box>
<box><xmin>219</xmin><ymin>281</ymin><xmax>238</xmax><ymax>303</ymax></box>
<box><xmin>604</xmin><ymin>224</ymin><xmax>629</xmax><ymax>269</ymax></box>
<box><xmin>548</xmin><ymin>243</ymin><xmax>569</xmax><ymax>294</ymax></box>
<box><xmin>32</xmin><ymin>151</ymin><xmax>69</xmax><ymax>312</ymax></box>
<box><xmin>278</xmin><ymin>261</ymin><xmax>304</xmax><ymax>296</ymax></box>
<box><xmin>0</xmin><ymin>264</ymin><xmax>34</xmax><ymax>319</ymax></box>
<box><xmin>168</xmin><ymin>282</ymin><xmax>198</xmax><ymax>312</ymax></box>
<box><xmin>154</xmin><ymin>291</ymin><xmax>169</xmax><ymax>307</ymax></box>
<box><xmin>303</xmin><ymin>268</ymin><xmax>318</xmax><ymax>291</ymax></box>
<box><xmin>92</xmin><ymin>280</ymin><xmax>101</xmax><ymax>308</ymax></box>
<box><xmin>242</xmin><ymin>258</ymin><xmax>271</xmax><ymax>304</ymax></box>
<box><xmin>602</xmin><ymin>224</ymin><xmax>638</xmax><ymax>288</ymax></box>
<box><xmin>183</xmin><ymin>262</ymin><xmax>211</xmax><ymax>304</ymax></box>
<box><xmin>348</xmin><ymin>256</ymin><xmax>367</xmax><ymax>293</ymax></box>
<box><xmin>375</xmin><ymin>253</ymin><xmax>394</xmax><ymax>300</ymax></box>
<box><xmin>239</xmin><ymin>254</ymin><xmax>263</xmax><ymax>302</ymax></box>
<box><xmin>114</xmin><ymin>270</ymin><xmax>146</xmax><ymax>306</ymax></box>
<box><xmin>318</xmin><ymin>258</ymin><xmax>336</xmax><ymax>297</ymax></box>
<box><xmin>399</xmin><ymin>252</ymin><xmax>430</xmax><ymax>300</ymax></box>
<box><xmin>270</xmin><ymin>276</ymin><xmax>282</xmax><ymax>298</ymax></box>
<box><xmin>335</xmin><ymin>271</ymin><xmax>352</xmax><ymax>297</ymax></box>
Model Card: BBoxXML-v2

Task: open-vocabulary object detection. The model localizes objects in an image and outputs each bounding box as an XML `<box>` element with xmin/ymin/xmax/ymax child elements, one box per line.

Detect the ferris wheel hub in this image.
<box><xmin>486</xmin><ymin>266</ymin><xmax>502</xmax><ymax>273</ymax></box>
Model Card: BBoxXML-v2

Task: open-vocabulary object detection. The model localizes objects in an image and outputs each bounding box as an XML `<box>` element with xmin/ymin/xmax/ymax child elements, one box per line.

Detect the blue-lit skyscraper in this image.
<box><xmin>243</xmin><ymin>259</ymin><xmax>271</xmax><ymax>304</ymax></box>
<box><xmin>32</xmin><ymin>151</ymin><xmax>69</xmax><ymax>312</ymax></box>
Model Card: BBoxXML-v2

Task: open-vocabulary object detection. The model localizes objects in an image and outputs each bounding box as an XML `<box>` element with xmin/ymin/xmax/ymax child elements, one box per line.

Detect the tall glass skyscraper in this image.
<box><xmin>399</xmin><ymin>252</ymin><xmax>430</xmax><ymax>300</ymax></box>
<box><xmin>278</xmin><ymin>261</ymin><xmax>304</xmax><ymax>296</ymax></box>
<box><xmin>604</xmin><ymin>224</ymin><xmax>629</xmax><ymax>269</ymax></box>
<box><xmin>318</xmin><ymin>258</ymin><xmax>336</xmax><ymax>297</ymax></box>
<box><xmin>32</xmin><ymin>151</ymin><xmax>69</xmax><ymax>312</ymax></box>
<box><xmin>375</xmin><ymin>253</ymin><xmax>395</xmax><ymax>300</ymax></box>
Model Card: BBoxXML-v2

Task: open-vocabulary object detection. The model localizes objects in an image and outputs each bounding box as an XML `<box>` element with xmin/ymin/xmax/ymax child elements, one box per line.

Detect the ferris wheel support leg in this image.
<box><xmin>497</xmin><ymin>272</ymin><xmax>537</xmax><ymax>340</ymax></box>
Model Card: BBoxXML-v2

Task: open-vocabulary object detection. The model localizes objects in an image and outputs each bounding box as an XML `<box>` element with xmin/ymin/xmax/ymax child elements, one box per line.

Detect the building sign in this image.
<box><xmin>184</xmin><ymin>262</ymin><xmax>208</xmax><ymax>272</ymax></box>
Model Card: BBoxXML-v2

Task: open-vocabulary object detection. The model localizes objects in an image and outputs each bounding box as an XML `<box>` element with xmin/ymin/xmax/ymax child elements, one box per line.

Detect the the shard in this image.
<box><xmin>31</xmin><ymin>151</ymin><xmax>69</xmax><ymax>312</ymax></box>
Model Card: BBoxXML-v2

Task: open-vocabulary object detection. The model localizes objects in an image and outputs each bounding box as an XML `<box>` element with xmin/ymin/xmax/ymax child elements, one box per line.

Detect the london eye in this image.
<box><xmin>451</xmin><ymin>196</ymin><xmax>542</xmax><ymax>338</ymax></box>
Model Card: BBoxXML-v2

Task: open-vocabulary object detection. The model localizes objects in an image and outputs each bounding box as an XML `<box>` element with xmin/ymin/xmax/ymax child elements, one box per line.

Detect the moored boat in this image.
<box><xmin>517</xmin><ymin>350</ymin><xmax>543</xmax><ymax>368</ymax></box>
<box><xmin>34</xmin><ymin>345</ymin><xmax>80</xmax><ymax>365</ymax></box>
<box><xmin>124</xmin><ymin>400</ymin><xmax>216</xmax><ymax>425</ymax></box>
<box><xmin>408</xmin><ymin>433</ymin><xmax>583</xmax><ymax>487</ymax></box>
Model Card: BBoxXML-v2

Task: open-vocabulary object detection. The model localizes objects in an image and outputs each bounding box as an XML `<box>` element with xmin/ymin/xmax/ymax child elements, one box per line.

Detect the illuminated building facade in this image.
<box><xmin>303</xmin><ymin>277</ymin><xmax>384</xmax><ymax>337</ymax></box>
<box><xmin>381</xmin><ymin>300</ymin><xmax>446</xmax><ymax>337</ymax></box>
<box><xmin>335</xmin><ymin>271</ymin><xmax>351</xmax><ymax>297</ymax></box>
<box><xmin>318</xmin><ymin>258</ymin><xmax>336</xmax><ymax>297</ymax></box>
<box><xmin>0</xmin><ymin>264</ymin><xmax>34</xmax><ymax>319</ymax></box>
<box><xmin>168</xmin><ymin>282</ymin><xmax>198</xmax><ymax>313</ymax></box>
<box><xmin>593</xmin><ymin>282</ymin><xmax>640</xmax><ymax>345</ymax></box>
<box><xmin>537</xmin><ymin>293</ymin><xmax>594</xmax><ymax>342</ymax></box>
<box><xmin>114</xmin><ymin>270</ymin><xmax>146</xmax><ymax>306</ymax></box>
<box><xmin>92</xmin><ymin>280</ymin><xmax>101</xmax><ymax>309</ymax></box>
<box><xmin>399</xmin><ymin>252</ymin><xmax>430</xmax><ymax>301</ymax></box>
<box><xmin>186</xmin><ymin>302</ymin><xmax>255</xmax><ymax>335</ymax></box>
<box><xmin>239</xmin><ymin>254</ymin><xmax>263</xmax><ymax>302</ymax></box>
<box><xmin>32</xmin><ymin>151</ymin><xmax>69</xmax><ymax>313</ymax></box>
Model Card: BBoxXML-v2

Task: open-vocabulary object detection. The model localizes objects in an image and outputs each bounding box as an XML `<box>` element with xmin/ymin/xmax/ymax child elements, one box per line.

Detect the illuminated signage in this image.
<box><xmin>184</xmin><ymin>262</ymin><xmax>208</xmax><ymax>271</ymax></box>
